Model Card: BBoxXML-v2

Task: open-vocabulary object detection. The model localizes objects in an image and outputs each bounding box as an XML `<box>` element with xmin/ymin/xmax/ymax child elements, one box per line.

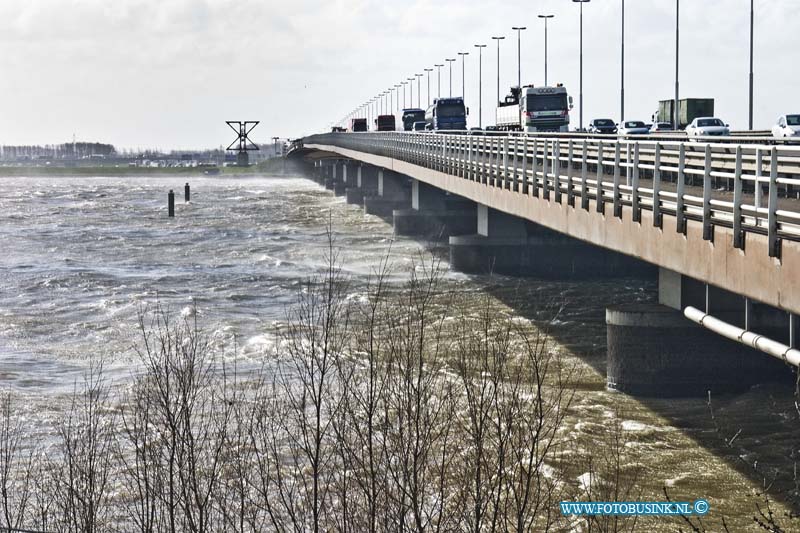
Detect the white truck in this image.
<box><xmin>495</xmin><ymin>84</ymin><xmax>573</xmax><ymax>132</ymax></box>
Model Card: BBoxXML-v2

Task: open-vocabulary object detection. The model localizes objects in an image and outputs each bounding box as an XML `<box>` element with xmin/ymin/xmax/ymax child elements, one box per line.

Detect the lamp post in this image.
<box><xmin>538</xmin><ymin>15</ymin><xmax>554</xmax><ymax>86</ymax></box>
<box><xmin>408</xmin><ymin>77</ymin><xmax>415</xmax><ymax>109</ymax></box>
<box><xmin>402</xmin><ymin>81</ymin><xmax>408</xmax><ymax>109</ymax></box>
<box><xmin>512</xmin><ymin>26</ymin><xmax>526</xmax><ymax>90</ymax></box>
<box><xmin>458</xmin><ymin>52</ymin><xmax>468</xmax><ymax>99</ymax></box>
<box><xmin>446</xmin><ymin>58</ymin><xmax>456</xmax><ymax>97</ymax></box>
<box><xmin>475</xmin><ymin>44</ymin><xmax>487</xmax><ymax>128</ymax></box>
<box><xmin>425</xmin><ymin>68</ymin><xmax>433</xmax><ymax>106</ymax></box>
<box><xmin>492</xmin><ymin>36</ymin><xmax>505</xmax><ymax>105</ymax></box>
<box><xmin>395</xmin><ymin>84</ymin><xmax>401</xmax><ymax>114</ymax></box>
<box><xmin>435</xmin><ymin>64</ymin><xmax>444</xmax><ymax>98</ymax></box>
<box><xmin>749</xmin><ymin>0</ymin><xmax>754</xmax><ymax>130</ymax></box>
<box><xmin>674</xmin><ymin>0</ymin><xmax>679</xmax><ymax>130</ymax></box>
<box><xmin>415</xmin><ymin>73</ymin><xmax>423</xmax><ymax>108</ymax></box>
<box><xmin>620</xmin><ymin>0</ymin><xmax>625</xmax><ymax>122</ymax></box>
<box><xmin>573</xmin><ymin>0</ymin><xmax>590</xmax><ymax>131</ymax></box>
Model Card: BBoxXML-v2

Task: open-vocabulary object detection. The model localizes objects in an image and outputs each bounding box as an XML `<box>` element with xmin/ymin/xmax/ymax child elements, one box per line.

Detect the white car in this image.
<box><xmin>617</xmin><ymin>120</ymin><xmax>650</xmax><ymax>136</ymax></box>
<box><xmin>650</xmin><ymin>122</ymin><xmax>674</xmax><ymax>133</ymax></box>
<box><xmin>772</xmin><ymin>115</ymin><xmax>800</xmax><ymax>138</ymax></box>
<box><xmin>685</xmin><ymin>117</ymin><xmax>730</xmax><ymax>138</ymax></box>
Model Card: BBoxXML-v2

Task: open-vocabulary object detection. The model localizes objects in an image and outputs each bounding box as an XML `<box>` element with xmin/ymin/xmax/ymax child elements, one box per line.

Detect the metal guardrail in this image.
<box><xmin>304</xmin><ymin>132</ymin><xmax>800</xmax><ymax>259</ymax></box>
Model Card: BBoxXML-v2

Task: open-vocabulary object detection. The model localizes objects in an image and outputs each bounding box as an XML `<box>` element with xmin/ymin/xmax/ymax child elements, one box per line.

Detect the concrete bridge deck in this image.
<box><xmin>302</xmin><ymin>132</ymin><xmax>800</xmax><ymax>316</ymax></box>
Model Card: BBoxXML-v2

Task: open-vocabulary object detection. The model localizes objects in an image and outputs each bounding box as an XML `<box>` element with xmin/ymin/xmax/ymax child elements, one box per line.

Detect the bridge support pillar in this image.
<box><xmin>393</xmin><ymin>180</ymin><xmax>476</xmax><ymax>239</ymax></box>
<box><xmin>346</xmin><ymin>164</ymin><xmax>379</xmax><ymax>206</ymax></box>
<box><xmin>606</xmin><ymin>268</ymin><xmax>789</xmax><ymax>397</ymax></box>
<box><xmin>333</xmin><ymin>161</ymin><xmax>348</xmax><ymax>196</ymax></box>
<box><xmin>449</xmin><ymin>205</ymin><xmax>650</xmax><ymax>277</ymax></box>
<box><xmin>323</xmin><ymin>161</ymin><xmax>337</xmax><ymax>191</ymax></box>
<box><xmin>363</xmin><ymin>169</ymin><xmax>409</xmax><ymax>217</ymax></box>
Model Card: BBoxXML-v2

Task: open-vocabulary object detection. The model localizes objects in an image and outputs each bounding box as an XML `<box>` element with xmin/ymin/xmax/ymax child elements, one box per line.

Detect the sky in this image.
<box><xmin>0</xmin><ymin>0</ymin><xmax>798</xmax><ymax>150</ymax></box>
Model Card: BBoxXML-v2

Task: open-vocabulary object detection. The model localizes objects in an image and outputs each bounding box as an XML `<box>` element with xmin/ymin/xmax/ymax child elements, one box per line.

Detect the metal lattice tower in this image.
<box><xmin>226</xmin><ymin>121</ymin><xmax>259</xmax><ymax>166</ymax></box>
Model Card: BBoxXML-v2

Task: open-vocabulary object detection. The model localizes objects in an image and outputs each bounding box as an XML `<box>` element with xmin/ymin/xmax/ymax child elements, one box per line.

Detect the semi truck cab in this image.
<box><xmin>425</xmin><ymin>97</ymin><xmax>468</xmax><ymax>131</ymax></box>
<box><xmin>521</xmin><ymin>85</ymin><xmax>572</xmax><ymax>132</ymax></box>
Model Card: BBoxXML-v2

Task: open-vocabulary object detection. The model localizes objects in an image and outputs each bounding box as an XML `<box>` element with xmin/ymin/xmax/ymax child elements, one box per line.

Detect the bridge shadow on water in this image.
<box><xmin>420</xmin><ymin>239</ymin><xmax>800</xmax><ymax>517</ymax></box>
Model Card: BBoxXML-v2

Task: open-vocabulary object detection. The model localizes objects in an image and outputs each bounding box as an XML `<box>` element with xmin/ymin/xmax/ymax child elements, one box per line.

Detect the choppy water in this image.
<box><xmin>0</xmin><ymin>172</ymin><xmax>797</xmax><ymax>531</ymax></box>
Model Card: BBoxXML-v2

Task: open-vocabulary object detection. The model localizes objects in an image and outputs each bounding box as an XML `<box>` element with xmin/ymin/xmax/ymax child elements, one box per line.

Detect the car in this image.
<box><xmin>617</xmin><ymin>120</ymin><xmax>650</xmax><ymax>136</ymax></box>
<box><xmin>650</xmin><ymin>122</ymin><xmax>674</xmax><ymax>133</ymax></box>
<box><xmin>412</xmin><ymin>121</ymin><xmax>427</xmax><ymax>131</ymax></box>
<box><xmin>685</xmin><ymin>117</ymin><xmax>730</xmax><ymax>138</ymax></box>
<box><xmin>772</xmin><ymin>115</ymin><xmax>800</xmax><ymax>138</ymax></box>
<box><xmin>588</xmin><ymin>118</ymin><xmax>617</xmax><ymax>134</ymax></box>
<box><xmin>468</xmin><ymin>127</ymin><xmax>484</xmax><ymax>136</ymax></box>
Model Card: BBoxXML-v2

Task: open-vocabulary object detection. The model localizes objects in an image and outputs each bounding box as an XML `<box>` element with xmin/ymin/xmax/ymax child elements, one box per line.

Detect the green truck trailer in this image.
<box><xmin>657</xmin><ymin>99</ymin><xmax>714</xmax><ymax>129</ymax></box>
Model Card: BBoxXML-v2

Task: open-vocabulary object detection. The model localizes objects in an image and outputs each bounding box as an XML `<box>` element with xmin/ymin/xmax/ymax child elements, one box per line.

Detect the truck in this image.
<box><xmin>375</xmin><ymin>114</ymin><xmax>396</xmax><ymax>131</ymax></box>
<box><xmin>495</xmin><ymin>84</ymin><xmax>573</xmax><ymax>132</ymax></box>
<box><xmin>349</xmin><ymin>118</ymin><xmax>368</xmax><ymax>132</ymax></box>
<box><xmin>424</xmin><ymin>97</ymin><xmax>468</xmax><ymax>131</ymax></box>
<box><xmin>656</xmin><ymin>99</ymin><xmax>714</xmax><ymax>130</ymax></box>
<box><xmin>401</xmin><ymin>108</ymin><xmax>426</xmax><ymax>131</ymax></box>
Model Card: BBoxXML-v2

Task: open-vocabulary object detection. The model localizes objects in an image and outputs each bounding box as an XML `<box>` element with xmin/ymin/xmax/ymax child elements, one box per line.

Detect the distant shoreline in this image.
<box><xmin>0</xmin><ymin>158</ymin><xmax>287</xmax><ymax>177</ymax></box>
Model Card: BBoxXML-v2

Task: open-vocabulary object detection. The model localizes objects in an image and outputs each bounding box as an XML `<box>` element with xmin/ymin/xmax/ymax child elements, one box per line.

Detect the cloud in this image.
<box><xmin>0</xmin><ymin>0</ymin><xmax>797</xmax><ymax>147</ymax></box>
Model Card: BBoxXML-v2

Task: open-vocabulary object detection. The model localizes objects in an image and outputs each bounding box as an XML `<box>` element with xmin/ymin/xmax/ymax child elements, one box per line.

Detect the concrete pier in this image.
<box><xmin>345</xmin><ymin>164</ymin><xmax>379</xmax><ymax>206</ymax></box>
<box><xmin>363</xmin><ymin>169</ymin><xmax>409</xmax><ymax>217</ymax></box>
<box><xmin>449</xmin><ymin>206</ymin><xmax>649</xmax><ymax>277</ymax></box>
<box><xmin>393</xmin><ymin>180</ymin><xmax>476</xmax><ymax>239</ymax></box>
<box><xmin>606</xmin><ymin>303</ymin><xmax>780</xmax><ymax>396</ymax></box>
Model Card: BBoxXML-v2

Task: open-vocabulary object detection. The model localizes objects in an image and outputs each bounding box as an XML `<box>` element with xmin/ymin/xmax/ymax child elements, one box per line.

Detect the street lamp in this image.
<box><xmin>408</xmin><ymin>77</ymin><xmax>416</xmax><ymax>109</ymax></box>
<box><xmin>475</xmin><ymin>44</ymin><xmax>487</xmax><ymax>128</ymax></box>
<box><xmin>492</xmin><ymin>36</ymin><xmax>505</xmax><ymax>105</ymax></box>
<box><xmin>415</xmin><ymin>73</ymin><xmax>423</xmax><ymax>108</ymax></box>
<box><xmin>674</xmin><ymin>0</ymin><xmax>679</xmax><ymax>130</ymax></box>
<box><xmin>620</xmin><ymin>0</ymin><xmax>625</xmax><ymax>122</ymax></box>
<box><xmin>394</xmin><ymin>84</ymin><xmax>401</xmax><ymax>114</ymax></box>
<box><xmin>512</xmin><ymin>26</ymin><xmax>527</xmax><ymax>90</ymax></box>
<box><xmin>457</xmin><ymin>52</ymin><xmax>468</xmax><ymax>99</ymax></box>
<box><xmin>749</xmin><ymin>0</ymin><xmax>754</xmax><ymax>130</ymax></box>
<box><xmin>435</xmin><ymin>64</ymin><xmax>444</xmax><ymax>98</ymax></box>
<box><xmin>538</xmin><ymin>15</ymin><xmax>555</xmax><ymax>86</ymax></box>
<box><xmin>446</xmin><ymin>58</ymin><xmax>456</xmax><ymax>97</ymax></box>
<box><xmin>573</xmin><ymin>0</ymin><xmax>590</xmax><ymax>131</ymax></box>
<box><xmin>425</xmin><ymin>68</ymin><xmax>433</xmax><ymax>106</ymax></box>
<box><xmin>402</xmin><ymin>80</ymin><xmax>408</xmax><ymax>109</ymax></box>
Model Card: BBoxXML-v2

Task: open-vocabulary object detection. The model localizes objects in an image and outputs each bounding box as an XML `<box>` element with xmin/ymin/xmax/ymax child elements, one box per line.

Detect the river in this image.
<box><xmin>0</xmin><ymin>171</ymin><xmax>796</xmax><ymax>531</ymax></box>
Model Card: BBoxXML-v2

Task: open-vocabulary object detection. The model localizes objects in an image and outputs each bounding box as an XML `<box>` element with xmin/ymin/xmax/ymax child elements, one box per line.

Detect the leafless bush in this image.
<box><xmin>0</xmin><ymin>393</ymin><xmax>34</xmax><ymax>531</ymax></box>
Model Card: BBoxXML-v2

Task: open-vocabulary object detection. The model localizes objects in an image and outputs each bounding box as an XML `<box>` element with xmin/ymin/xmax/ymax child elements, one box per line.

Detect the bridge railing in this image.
<box><xmin>305</xmin><ymin>132</ymin><xmax>800</xmax><ymax>258</ymax></box>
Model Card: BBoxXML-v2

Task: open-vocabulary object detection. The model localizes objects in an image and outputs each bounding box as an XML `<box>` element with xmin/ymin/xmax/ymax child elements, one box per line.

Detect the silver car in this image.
<box><xmin>617</xmin><ymin>120</ymin><xmax>650</xmax><ymax>136</ymax></box>
<box><xmin>772</xmin><ymin>115</ymin><xmax>800</xmax><ymax>138</ymax></box>
<box><xmin>686</xmin><ymin>117</ymin><xmax>730</xmax><ymax>138</ymax></box>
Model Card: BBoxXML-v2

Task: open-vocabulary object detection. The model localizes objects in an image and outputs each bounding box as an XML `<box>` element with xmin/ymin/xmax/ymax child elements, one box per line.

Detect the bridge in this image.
<box><xmin>289</xmin><ymin>131</ymin><xmax>800</xmax><ymax>396</ymax></box>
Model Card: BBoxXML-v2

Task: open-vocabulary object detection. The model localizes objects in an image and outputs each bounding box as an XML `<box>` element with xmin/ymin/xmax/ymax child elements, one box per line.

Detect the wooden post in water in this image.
<box><xmin>168</xmin><ymin>190</ymin><xmax>175</xmax><ymax>217</ymax></box>
<box><xmin>185</xmin><ymin>183</ymin><xmax>190</xmax><ymax>202</ymax></box>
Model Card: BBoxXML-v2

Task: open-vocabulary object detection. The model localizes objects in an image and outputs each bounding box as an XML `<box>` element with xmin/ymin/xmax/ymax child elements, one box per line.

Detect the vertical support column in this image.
<box><xmin>631</xmin><ymin>142</ymin><xmax>641</xmax><ymax>223</ymax></box>
<box><xmin>733</xmin><ymin>145</ymin><xmax>744</xmax><ymax>249</ymax></box>
<box><xmin>530</xmin><ymin>139</ymin><xmax>538</xmax><ymax>197</ymax></box>
<box><xmin>502</xmin><ymin>137</ymin><xmax>509</xmax><ymax>189</ymax></box>
<box><xmin>755</xmin><ymin>148</ymin><xmax>764</xmax><ymax>210</ymax></box>
<box><xmin>566</xmin><ymin>140</ymin><xmax>574</xmax><ymax>207</ymax></box>
<box><xmin>676</xmin><ymin>143</ymin><xmax>687</xmax><ymax>234</ymax></box>
<box><xmin>542</xmin><ymin>140</ymin><xmax>550</xmax><ymax>201</ymax></box>
<box><xmin>768</xmin><ymin>147</ymin><xmax>780</xmax><ymax>258</ymax></box>
<box><xmin>613</xmin><ymin>142</ymin><xmax>622</xmax><ymax>218</ymax></box>
<box><xmin>554</xmin><ymin>141</ymin><xmax>562</xmax><ymax>204</ymax></box>
<box><xmin>596</xmin><ymin>141</ymin><xmax>605</xmax><ymax>213</ymax></box>
<box><xmin>652</xmin><ymin>143</ymin><xmax>662</xmax><ymax>227</ymax></box>
<box><xmin>511</xmin><ymin>137</ymin><xmax>519</xmax><ymax>192</ymax></box>
<box><xmin>702</xmin><ymin>144</ymin><xmax>713</xmax><ymax>241</ymax></box>
<box><xmin>580</xmin><ymin>139</ymin><xmax>589</xmax><ymax>210</ymax></box>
